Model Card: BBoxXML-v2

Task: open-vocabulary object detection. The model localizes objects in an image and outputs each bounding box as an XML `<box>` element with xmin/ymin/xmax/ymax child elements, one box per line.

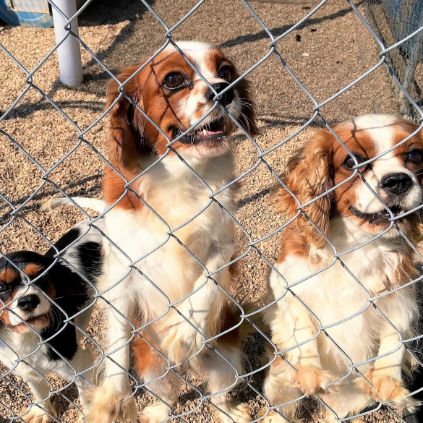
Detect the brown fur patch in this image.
<box><xmin>103</xmin><ymin>167</ymin><xmax>143</xmax><ymax>210</ymax></box>
<box><xmin>216</xmin><ymin>302</ymin><xmax>242</xmax><ymax>348</ymax></box>
<box><xmin>0</xmin><ymin>309</ymin><xmax>11</xmax><ymax>326</ymax></box>
<box><xmin>132</xmin><ymin>332</ymin><xmax>164</xmax><ymax>379</ymax></box>
<box><xmin>0</xmin><ymin>268</ymin><xmax>17</xmax><ymax>283</ymax></box>
<box><xmin>46</xmin><ymin>281</ymin><xmax>56</xmax><ymax>299</ymax></box>
<box><xmin>272</xmin><ymin>130</ymin><xmax>333</xmax><ymax>252</ymax></box>
<box><xmin>277</xmin><ymin>227</ymin><xmax>309</xmax><ymax>262</ymax></box>
<box><xmin>23</xmin><ymin>263</ymin><xmax>42</xmax><ymax>278</ymax></box>
<box><xmin>271</xmin><ymin>355</ymin><xmax>285</xmax><ymax>370</ymax></box>
<box><xmin>234</xmin><ymin>71</ymin><xmax>258</xmax><ymax>136</ymax></box>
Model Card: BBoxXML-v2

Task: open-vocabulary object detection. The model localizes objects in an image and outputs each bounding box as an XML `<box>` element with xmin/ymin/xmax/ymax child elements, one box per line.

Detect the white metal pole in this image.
<box><xmin>51</xmin><ymin>0</ymin><xmax>83</xmax><ymax>87</ymax></box>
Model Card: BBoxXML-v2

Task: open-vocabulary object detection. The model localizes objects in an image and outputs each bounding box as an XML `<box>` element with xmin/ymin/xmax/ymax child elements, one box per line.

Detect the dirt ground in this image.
<box><xmin>0</xmin><ymin>0</ymin><xmax>419</xmax><ymax>421</ymax></box>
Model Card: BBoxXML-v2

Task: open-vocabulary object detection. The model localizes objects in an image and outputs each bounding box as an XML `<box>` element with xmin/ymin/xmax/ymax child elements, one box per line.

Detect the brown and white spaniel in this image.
<box><xmin>88</xmin><ymin>41</ymin><xmax>257</xmax><ymax>423</ymax></box>
<box><xmin>263</xmin><ymin>114</ymin><xmax>422</xmax><ymax>422</ymax></box>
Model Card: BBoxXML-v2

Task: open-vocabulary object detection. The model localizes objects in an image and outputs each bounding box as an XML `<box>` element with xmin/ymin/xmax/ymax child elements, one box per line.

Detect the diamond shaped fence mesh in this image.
<box><xmin>0</xmin><ymin>0</ymin><xmax>422</xmax><ymax>422</ymax></box>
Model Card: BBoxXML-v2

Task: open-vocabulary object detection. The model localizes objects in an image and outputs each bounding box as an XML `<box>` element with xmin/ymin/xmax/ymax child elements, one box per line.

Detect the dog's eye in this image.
<box><xmin>342</xmin><ymin>153</ymin><xmax>366</xmax><ymax>171</ymax></box>
<box><xmin>0</xmin><ymin>283</ymin><xmax>9</xmax><ymax>294</ymax></box>
<box><xmin>163</xmin><ymin>72</ymin><xmax>187</xmax><ymax>90</ymax></box>
<box><xmin>218</xmin><ymin>65</ymin><xmax>232</xmax><ymax>81</ymax></box>
<box><xmin>407</xmin><ymin>149</ymin><xmax>423</xmax><ymax>164</ymax></box>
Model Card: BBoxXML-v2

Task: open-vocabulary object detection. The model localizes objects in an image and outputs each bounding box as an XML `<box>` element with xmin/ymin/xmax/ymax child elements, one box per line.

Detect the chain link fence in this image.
<box><xmin>367</xmin><ymin>0</ymin><xmax>423</xmax><ymax>118</ymax></box>
<box><xmin>0</xmin><ymin>0</ymin><xmax>423</xmax><ymax>422</ymax></box>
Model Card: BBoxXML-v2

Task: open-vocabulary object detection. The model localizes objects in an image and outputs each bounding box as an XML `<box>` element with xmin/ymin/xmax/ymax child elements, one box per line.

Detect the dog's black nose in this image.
<box><xmin>17</xmin><ymin>294</ymin><xmax>40</xmax><ymax>312</ymax></box>
<box><xmin>206</xmin><ymin>82</ymin><xmax>234</xmax><ymax>106</ymax></box>
<box><xmin>381</xmin><ymin>173</ymin><xmax>412</xmax><ymax>196</ymax></box>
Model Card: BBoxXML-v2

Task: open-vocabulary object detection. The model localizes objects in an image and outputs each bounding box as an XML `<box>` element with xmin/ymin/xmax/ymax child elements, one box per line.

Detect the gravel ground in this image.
<box><xmin>0</xmin><ymin>0</ymin><xmax>415</xmax><ymax>421</ymax></box>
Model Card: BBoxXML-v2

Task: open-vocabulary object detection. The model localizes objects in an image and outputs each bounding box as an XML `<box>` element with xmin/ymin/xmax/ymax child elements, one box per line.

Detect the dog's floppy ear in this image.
<box><xmin>106</xmin><ymin>65</ymin><xmax>150</xmax><ymax>170</ymax></box>
<box><xmin>235</xmin><ymin>76</ymin><xmax>258</xmax><ymax>136</ymax></box>
<box><xmin>273</xmin><ymin>129</ymin><xmax>334</xmax><ymax>247</ymax></box>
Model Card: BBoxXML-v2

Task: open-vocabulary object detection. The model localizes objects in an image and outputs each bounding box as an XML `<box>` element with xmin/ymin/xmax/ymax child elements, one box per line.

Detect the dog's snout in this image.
<box><xmin>17</xmin><ymin>294</ymin><xmax>40</xmax><ymax>312</ymax></box>
<box><xmin>380</xmin><ymin>172</ymin><xmax>413</xmax><ymax>196</ymax></box>
<box><xmin>206</xmin><ymin>82</ymin><xmax>234</xmax><ymax>106</ymax></box>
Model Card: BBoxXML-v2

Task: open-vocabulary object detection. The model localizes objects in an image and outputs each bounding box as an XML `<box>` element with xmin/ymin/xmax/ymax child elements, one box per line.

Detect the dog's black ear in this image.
<box><xmin>0</xmin><ymin>251</ymin><xmax>50</xmax><ymax>274</ymax></box>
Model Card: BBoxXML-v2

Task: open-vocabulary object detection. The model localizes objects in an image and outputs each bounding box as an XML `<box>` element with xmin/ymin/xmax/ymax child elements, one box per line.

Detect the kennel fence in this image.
<box><xmin>0</xmin><ymin>0</ymin><xmax>423</xmax><ymax>422</ymax></box>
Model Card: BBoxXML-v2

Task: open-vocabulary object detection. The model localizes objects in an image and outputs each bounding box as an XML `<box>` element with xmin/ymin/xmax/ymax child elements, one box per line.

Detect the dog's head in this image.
<box><xmin>106</xmin><ymin>41</ymin><xmax>257</xmax><ymax>167</ymax></box>
<box><xmin>275</xmin><ymin>114</ymin><xmax>423</xmax><ymax>244</ymax></box>
<box><xmin>0</xmin><ymin>252</ymin><xmax>55</xmax><ymax>333</ymax></box>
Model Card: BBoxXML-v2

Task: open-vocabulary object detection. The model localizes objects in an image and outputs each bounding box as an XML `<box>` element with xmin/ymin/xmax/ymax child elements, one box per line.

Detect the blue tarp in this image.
<box><xmin>0</xmin><ymin>0</ymin><xmax>53</xmax><ymax>27</ymax></box>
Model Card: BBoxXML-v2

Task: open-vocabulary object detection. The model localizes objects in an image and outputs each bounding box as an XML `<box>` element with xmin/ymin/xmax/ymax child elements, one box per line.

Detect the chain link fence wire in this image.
<box><xmin>0</xmin><ymin>0</ymin><xmax>423</xmax><ymax>422</ymax></box>
<box><xmin>367</xmin><ymin>0</ymin><xmax>423</xmax><ymax>118</ymax></box>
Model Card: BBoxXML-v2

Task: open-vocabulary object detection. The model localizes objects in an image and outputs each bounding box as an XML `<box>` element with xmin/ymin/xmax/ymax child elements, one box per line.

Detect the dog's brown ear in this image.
<box><xmin>106</xmin><ymin>65</ymin><xmax>148</xmax><ymax>171</ymax></box>
<box><xmin>236</xmin><ymin>77</ymin><xmax>258</xmax><ymax>137</ymax></box>
<box><xmin>273</xmin><ymin>129</ymin><xmax>334</xmax><ymax>247</ymax></box>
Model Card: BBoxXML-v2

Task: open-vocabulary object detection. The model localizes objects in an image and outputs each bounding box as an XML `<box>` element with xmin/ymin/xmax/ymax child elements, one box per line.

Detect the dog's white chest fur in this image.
<box><xmin>0</xmin><ymin>331</ymin><xmax>69</xmax><ymax>379</ymax></box>
<box><xmin>269</xmin><ymin>217</ymin><xmax>416</xmax><ymax>371</ymax></box>
<box><xmin>101</xmin><ymin>154</ymin><xmax>235</xmax><ymax>318</ymax></box>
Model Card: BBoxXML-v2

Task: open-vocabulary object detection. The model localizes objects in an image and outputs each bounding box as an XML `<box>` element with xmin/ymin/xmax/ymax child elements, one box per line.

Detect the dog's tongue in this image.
<box><xmin>199</xmin><ymin>127</ymin><xmax>224</xmax><ymax>136</ymax></box>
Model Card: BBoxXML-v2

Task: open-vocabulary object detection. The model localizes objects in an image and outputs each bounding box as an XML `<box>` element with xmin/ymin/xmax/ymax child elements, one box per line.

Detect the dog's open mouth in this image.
<box><xmin>9</xmin><ymin>312</ymin><xmax>50</xmax><ymax>331</ymax></box>
<box><xmin>350</xmin><ymin>205</ymin><xmax>406</xmax><ymax>225</ymax></box>
<box><xmin>26</xmin><ymin>313</ymin><xmax>50</xmax><ymax>325</ymax></box>
<box><xmin>170</xmin><ymin>117</ymin><xmax>227</xmax><ymax>145</ymax></box>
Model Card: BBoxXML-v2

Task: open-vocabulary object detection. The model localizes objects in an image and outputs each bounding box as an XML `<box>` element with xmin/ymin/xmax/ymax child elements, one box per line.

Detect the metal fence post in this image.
<box><xmin>51</xmin><ymin>0</ymin><xmax>83</xmax><ymax>87</ymax></box>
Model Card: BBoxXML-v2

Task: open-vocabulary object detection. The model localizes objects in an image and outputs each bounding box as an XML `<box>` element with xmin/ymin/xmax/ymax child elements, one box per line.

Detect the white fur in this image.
<box><xmin>264</xmin><ymin>113</ymin><xmax>421</xmax><ymax>420</ymax></box>
<box><xmin>89</xmin><ymin>42</ymin><xmax>248</xmax><ymax>423</ymax></box>
<box><xmin>0</xmin><ymin>220</ymin><xmax>103</xmax><ymax>421</ymax></box>
<box><xmin>89</xmin><ymin>156</ymin><xmax>246</xmax><ymax>421</ymax></box>
<box><xmin>265</xmin><ymin>216</ymin><xmax>417</xmax><ymax>419</ymax></box>
<box><xmin>344</xmin><ymin>114</ymin><xmax>422</xmax><ymax>215</ymax></box>
<box><xmin>42</xmin><ymin>197</ymin><xmax>105</xmax><ymax>214</ymax></box>
<box><xmin>96</xmin><ymin>152</ymin><xmax>237</xmax><ymax>392</ymax></box>
<box><xmin>102</xmin><ymin>153</ymin><xmax>234</xmax><ymax>319</ymax></box>
<box><xmin>0</xmin><ymin>328</ymin><xmax>94</xmax><ymax>416</ymax></box>
<box><xmin>166</xmin><ymin>41</ymin><xmax>242</xmax><ymax>142</ymax></box>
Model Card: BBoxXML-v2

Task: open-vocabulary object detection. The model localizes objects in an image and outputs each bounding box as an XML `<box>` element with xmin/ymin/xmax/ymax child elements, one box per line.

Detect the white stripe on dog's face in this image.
<box><xmin>169</xmin><ymin>42</ymin><xmax>241</xmax><ymax>128</ymax></box>
<box><xmin>351</xmin><ymin>115</ymin><xmax>422</xmax><ymax>215</ymax></box>
<box><xmin>108</xmin><ymin>41</ymin><xmax>254</xmax><ymax>161</ymax></box>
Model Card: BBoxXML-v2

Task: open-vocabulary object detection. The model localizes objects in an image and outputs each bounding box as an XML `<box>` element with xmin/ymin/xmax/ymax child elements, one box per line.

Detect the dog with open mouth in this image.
<box><xmin>262</xmin><ymin>114</ymin><xmax>423</xmax><ymax>422</ymax></box>
<box><xmin>87</xmin><ymin>41</ymin><xmax>257</xmax><ymax>423</ymax></box>
<box><xmin>0</xmin><ymin>220</ymin><xmax>103</xmax><ymax>422</ymax></box>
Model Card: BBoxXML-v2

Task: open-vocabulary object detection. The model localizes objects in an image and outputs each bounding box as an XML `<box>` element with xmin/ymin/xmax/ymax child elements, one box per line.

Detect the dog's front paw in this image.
<box><xmin>22</xmin><ymin>402</ymin><xmax>56</xmax><ymax>423</ymax></box>
<box><xmin>259</xmin><ymin>409</ymin><xmax>286</xmax><ymax>423</ymax></box>
<box><xmin>140</xmin><ymin>402</ymin><xmax>170</xmax><ymax>423</ymax></box>
<box><xmin>364</xmin><ymin>371</ymin><xmax>415</xmax><ymax>409</ymax></box>
<box><xmin>87</xmin><ymin>385</ymin><xmax>137</xmax><ymax>423</ymax></box>
<box><xmin>215</xmin><ymin>402</ymin><xmax>251</xmax><ymax>423</ymax></box>
<box><xmin>291</xmin><ymin>364</ymin><xmax>332</xmax><ymax>395</ymax></box>
<box><xmin>161</xmin><ymin>322</ymin><xmax>204</xmax><ymax>364</ymax></box>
